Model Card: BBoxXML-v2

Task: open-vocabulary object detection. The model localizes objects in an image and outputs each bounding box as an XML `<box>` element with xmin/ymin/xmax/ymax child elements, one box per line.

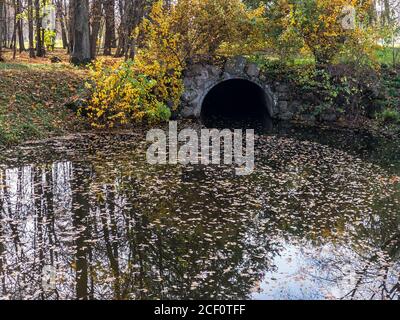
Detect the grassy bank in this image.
<box><xmin>0</xmin><ymin>49</ymin><xmax>88</xmax><ymax>146</ymax></box>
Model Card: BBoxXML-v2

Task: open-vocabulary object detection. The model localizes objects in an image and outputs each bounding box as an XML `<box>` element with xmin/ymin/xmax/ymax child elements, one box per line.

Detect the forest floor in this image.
<box><xmin>0</xmin><ymin>49</ymin><xmax>89</xmax><ymax>146</ymax></box>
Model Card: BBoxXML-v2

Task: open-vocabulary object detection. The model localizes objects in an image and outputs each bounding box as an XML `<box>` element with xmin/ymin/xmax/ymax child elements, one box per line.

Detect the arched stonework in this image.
<box><xmin>180</xmin><ymin>56</ymin><xmax>279</xmax><ymax>119</ymax></box>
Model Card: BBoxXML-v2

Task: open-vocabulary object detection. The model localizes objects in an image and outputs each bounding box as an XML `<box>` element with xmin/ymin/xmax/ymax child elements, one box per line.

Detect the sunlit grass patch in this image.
<box><xmin>376</xmin><ymin>46</ymin><xmax>400</xmax><ymax>66</ymax></box>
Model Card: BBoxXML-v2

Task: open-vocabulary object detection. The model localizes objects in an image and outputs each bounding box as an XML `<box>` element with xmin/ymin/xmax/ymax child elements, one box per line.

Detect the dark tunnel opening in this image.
<box><xmin>200</xmin><ymin>79</ymin><xmax>272</xmax><ymax>129</ymax></box>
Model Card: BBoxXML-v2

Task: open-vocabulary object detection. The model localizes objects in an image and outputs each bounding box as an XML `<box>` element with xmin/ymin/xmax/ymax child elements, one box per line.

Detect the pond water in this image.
<box><xmin>0</xmin><ymin>120</ymin><xmax>399</xmax><ymax>300</ymax></box>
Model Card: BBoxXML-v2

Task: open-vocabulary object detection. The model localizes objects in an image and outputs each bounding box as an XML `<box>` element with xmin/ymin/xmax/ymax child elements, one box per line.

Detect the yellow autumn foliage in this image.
<box><xmin>136</xmin><ymin>0</ymin><xmax>267</xmax><ymax>63</ymax></box>
<box><xmin>86</xmin><ymin>0</ymin><xmax>382</xmax><ymax>128</ymax></box>
<box><xmin>87</xmin><ymin>3</ymin><xmax>184</xmax><ymax>128</ymax></box>
<box><xmin>86</xmin><ymin>58</ymin><xmax>176</xmax><ymax>128</ymax></box>
<box><xmin>86</xmin><ymin>0</ymin><xmax>268</xmax><ymax>128</ymax></box>
<box><xmin>289</xmin><ymin>0</ymin><xmax>379</xmax><ymax>65</ymax></box>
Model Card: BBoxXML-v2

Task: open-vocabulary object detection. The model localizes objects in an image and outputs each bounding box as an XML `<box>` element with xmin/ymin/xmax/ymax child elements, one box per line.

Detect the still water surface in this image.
<box><xmin>0</xmin><ymin>121</ymin><xmax>399</xmax><ymax>300</ymax></box>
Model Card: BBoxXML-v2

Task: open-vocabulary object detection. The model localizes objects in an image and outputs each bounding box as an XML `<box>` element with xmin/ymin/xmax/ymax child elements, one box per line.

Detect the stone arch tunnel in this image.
<box><xmin>200</xmin><ymin>78</ymin><xmax>272</xmax><ymax>121</ymax></box>
<box><xmin>178</xmin><ymin>56</ymin><xmax>340</xmax><ymax>124</ymax></box>
<box><xmin>179</xmin><ymin>56</ymin><xmax>283</xmax><ymax>122</ymax></box>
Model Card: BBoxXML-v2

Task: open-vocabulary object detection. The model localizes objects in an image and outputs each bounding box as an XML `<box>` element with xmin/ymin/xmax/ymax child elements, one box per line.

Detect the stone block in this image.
<box><xmin>276</xmin><ymin>84</ymin><xmax>289</xmax><ymax>93</ymax></box>
<box><xmin>278</xmin><ymin>101</ymin><xmax>289</xmax><ymax>113</ymax></box>
<box><xmin>321</xmin><ymin>112</ymin><xmax>337</xmax><ymax>122</ymax></box>
<box><xmin>224</xmin><ymin>56</ymin><xmax>247</xmax><ymax>75</ymax></box>
<box><xmin>245</xmin><ymin>63</ymin><xmax>260</xmax><ymax>78</ymax></box>
<box><xmin>279</xmin><ymin>112</ymin><xmax>294</xmax><ymax>120</ymax></box>
<box><xmin>182</xmin><ymin>89</ymin><xmax>198</xmax><ymax>103</ymax></box>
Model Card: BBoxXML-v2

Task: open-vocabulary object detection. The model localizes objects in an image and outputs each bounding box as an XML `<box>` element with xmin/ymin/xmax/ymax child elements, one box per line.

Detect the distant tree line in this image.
<box><xmin>0</xmin><ymin>0</ymin><xmax>167</xmax><ymax>63</ymax></box>
<box><xmin>0</xmin><ymin>0</ymin><xmax>399</xmax><ymax>64</ymax></box>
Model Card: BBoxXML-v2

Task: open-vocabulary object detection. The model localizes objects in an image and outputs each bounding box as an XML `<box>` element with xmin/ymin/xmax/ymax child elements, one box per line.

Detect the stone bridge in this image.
<box><xmin>179</xmin><ymin>56</ymin><xmax>297</xmax><ymax>121</ymax></box>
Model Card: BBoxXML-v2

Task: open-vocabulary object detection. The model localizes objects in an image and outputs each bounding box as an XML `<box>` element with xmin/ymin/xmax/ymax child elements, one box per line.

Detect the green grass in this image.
<box><xmin>377</xmin><ymin>108</ymin><xmax>400</xmax><ymax>125</ymax></box>
<box><xmin>250</xmin><ymin>47</ymin><xmax>400</xmax><ymax>67</ymax></box>
<box><xmin>376</xmin><ymin>47</ymin><xmax>400</xmax><ymax>66</ymax></box>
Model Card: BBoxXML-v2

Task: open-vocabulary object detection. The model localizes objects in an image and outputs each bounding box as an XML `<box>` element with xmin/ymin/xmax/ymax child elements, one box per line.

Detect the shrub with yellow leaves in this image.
<box><xmin>290</xmin><ymin>0</ymin><xmax>378</xmax><ymax>67</ymax></box>
<box><xmin>86</xmin><ymin>2</ymin><xmax>184</xmax><ymax>128</ymax></box>
<box><xmin>86</xmin><ymin>0</ymin><xmax>268</xmax><ymax>128</ymax></box>
<box><xmin>86</xmin><ymin>59</ymin><xmax>174</xmax><ymax>128</ymax></box>
<box><xmin>137</xmin><ymin>0</ymin><xmax>268</xmax><ymax>63</ymax></box>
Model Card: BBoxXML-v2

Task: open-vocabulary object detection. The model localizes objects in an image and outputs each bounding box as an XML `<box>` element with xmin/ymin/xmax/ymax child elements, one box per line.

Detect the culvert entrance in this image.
<box><xmin>200</xmin><ymin>79</ymin><xmax>272</xmax><ymax>128</ymax></box>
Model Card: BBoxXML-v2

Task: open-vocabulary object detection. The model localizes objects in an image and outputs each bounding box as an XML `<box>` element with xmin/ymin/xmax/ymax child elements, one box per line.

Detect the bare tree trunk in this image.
<box><xmin>90</xmin><ymin>0</ymin><xmax>102</xmax><ymax>59</ymax></box>
<box><xmin>28</xmin><ymin>0</ymin><xmax>35</xmax><ymax>57</ymax></box>
<box><xmin>4</xmin><ymin>2</ymin><xmax>9</xmax><ymax>48</ymax></box>
<box><xmin>115</xmin><ymin>0</ymin><xmax>125</xmax><ymax>57</ymax></box>
<box><xmin>0</xmin><ymin>0</ymin><xmax>4</xmax><ymax>61</ymax></box>
<box><xmin>71</xmin><ymin>0</ymin><xmax>91</xmax><ymax>65</ymax></box>
<box><xmin>12</xmin><ymin>0</ymin><xmax>17</xmax><ymax>59</ymax></box>
<box><xmin>16</xmin><ymin>0</ymin><xmax>24</xmax><ymax>52</ymax></box>
<box><xmin>56</xmin><ymin>0</ymin><xmax>68</xmax><ymax>49</ymax></box>
<box><xmin>35</xmin><ymin>0</ymin><xmax>45</xmax><ymax>57</ymax></box>
<box><xmin>383</xmin><ymin>0</ymin><xmax>391</xmax><ymax>25</ymax></box>
<box><xmin>67</xmin><ymin>0</ymin><xmax>74</xmax><ymax>53</ymax></box>
<box><xmin>103</xmin><ymin>0</ymin><xmax>115</xmax><ymax>55</ymax></box>
<box><xmin>115</xmin><ymin>0</ymin><xmax>147</xmax><ymax>59</ymax></box>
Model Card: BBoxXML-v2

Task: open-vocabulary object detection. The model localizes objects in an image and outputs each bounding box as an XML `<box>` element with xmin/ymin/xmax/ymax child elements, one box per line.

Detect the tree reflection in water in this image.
<box><xmin>0</xmin><ymin>162</ymin><xmax>277</xmax><ymax>299</ymax></box>
<box><xmin>0</xmin><ymin>128</ymin><xmax>399</xmax><ymax>300</ymax></box>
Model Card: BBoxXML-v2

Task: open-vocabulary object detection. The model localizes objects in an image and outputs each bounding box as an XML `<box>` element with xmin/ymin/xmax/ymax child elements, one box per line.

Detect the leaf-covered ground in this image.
<box><xmin>0</xmin><ymin>49</ymin><xmax>88</xmax><ymax>146</ymax></box>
